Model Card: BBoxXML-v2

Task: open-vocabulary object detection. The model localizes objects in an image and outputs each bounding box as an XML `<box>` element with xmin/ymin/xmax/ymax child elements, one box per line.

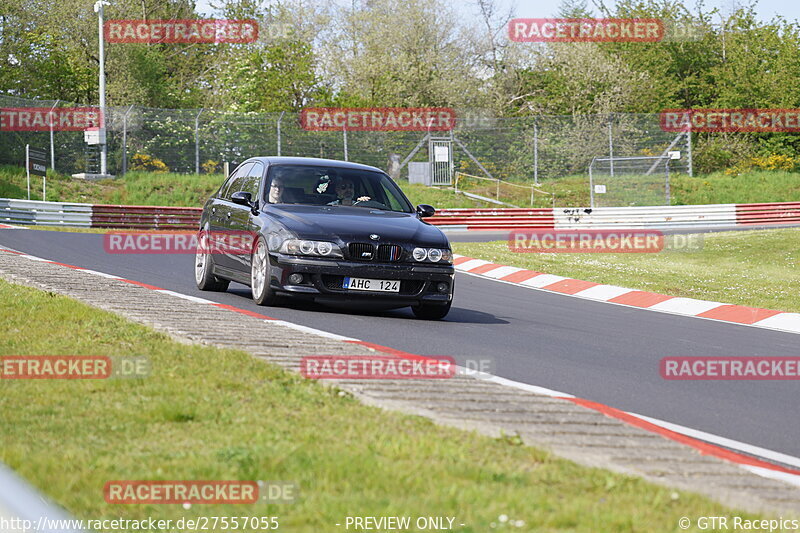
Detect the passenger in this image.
<box><xmin>328</xmin><ymin>178</ymin><xmax>370</xmax><ymax>206</ymax></box>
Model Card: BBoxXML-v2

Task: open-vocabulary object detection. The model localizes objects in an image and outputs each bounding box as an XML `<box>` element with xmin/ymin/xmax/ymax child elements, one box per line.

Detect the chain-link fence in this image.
<box><xmin>0</xmin><ymin>95</ymin><xmax>692</xmax><ymax>185</ymax></box>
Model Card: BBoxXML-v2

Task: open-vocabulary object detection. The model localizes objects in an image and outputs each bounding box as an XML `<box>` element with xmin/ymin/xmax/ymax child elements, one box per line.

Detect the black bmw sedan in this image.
<box><xmin>194</xmin><ymin>157</ymin><xmax>454</xmax><ymax>319</ymax></box>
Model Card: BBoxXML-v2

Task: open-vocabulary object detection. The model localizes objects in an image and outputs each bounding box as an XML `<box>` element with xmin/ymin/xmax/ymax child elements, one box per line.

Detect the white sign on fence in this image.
<box><xmin>84</xmin><ymin>128</ymin><xmax>106</xmax><ymax>145</ymax></box>
<box><xmin>594</xmin><ymin>184</ymin><xmax>607</xmax><ymax>194</ymax></box>
<box><xmin>434</xmin><ymin>146</ymin><xmax>450</xmax><ymax>162</ymax></box>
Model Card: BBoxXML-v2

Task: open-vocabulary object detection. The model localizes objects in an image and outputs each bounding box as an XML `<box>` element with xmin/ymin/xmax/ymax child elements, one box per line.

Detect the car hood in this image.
<box><xmin>266</xmin><ymin>205</ymin><xmax>449</xmax><ymax>247</ymax></box>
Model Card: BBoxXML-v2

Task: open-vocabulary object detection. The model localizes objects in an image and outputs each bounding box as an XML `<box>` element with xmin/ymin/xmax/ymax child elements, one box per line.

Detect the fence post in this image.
<box><xmin>194</xmin><ymin>108</ymin><xmax>204</xmax><ymax>175</ymax></box>
<box><xmin>686</xmin><ymin>130</ymin><xmax>693</xmax><ymax>177</ymax></box>
<box><xmin>26</xmin><ymin>144</ymin><xmax>30</xmax><ymax>200</ymax></box>
<box><xmin>608</xmin><ymin>114</ymin><xmax>614</xmax><ymax>177</ymax></box>
<box><xmin>343</xmin><ymin>125</ymin><xmax>348</xmax><ymax>161</ymax></box>
<box><xmin>533</xmin><ymin>119</ymin><xmax>539</xmax><ymax>185</ymax></box>
<box><xmin>277</xmin><ymin>111</ymin><xmax>285</xmax><ymax>156</ymax></box>
<box><xmin>49</xmin><ymin>99</ymin><xmax>59</xmax><ymax>171</ymax></box>
<box><xmin>121</xmin><ymin>105</ymin><xmax>134</xmax><ymax>176</ymax></box>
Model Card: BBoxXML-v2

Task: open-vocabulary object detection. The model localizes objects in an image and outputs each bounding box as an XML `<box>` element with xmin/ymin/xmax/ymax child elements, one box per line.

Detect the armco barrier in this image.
<box><xmin>0</xmin><ymin>198</ymin><xmax>92</xmax><ymax>227</ymax></box>
<box><xmin>429</xmin><ymin>208</ymin><xmax>555</xmax><ymax>230</ymax></box>
<box><xmin>1</xmin><ymin>198</ymin><xmax>800</xmax><ymax>231</ymax></box>
<box><xmin>554</xmin><ymin>204</ymin><xmax>739</xmax><ymax>230</ymax></box>
<box><xmin>91</xmin><ymin>204</ymin><xmax>201</xmax><ymax>229</ymax></box>
<box><xmin>736</xmin><ymin>202</ymin><xmax>800</xmax><ymax>226</ymax></box>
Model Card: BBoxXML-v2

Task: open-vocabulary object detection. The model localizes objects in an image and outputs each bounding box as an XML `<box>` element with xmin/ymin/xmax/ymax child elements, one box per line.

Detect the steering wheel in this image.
<box><xmin>353</xmin><ymin>199</ymin><xmax>388</xmax><ymax>209</ymax></box>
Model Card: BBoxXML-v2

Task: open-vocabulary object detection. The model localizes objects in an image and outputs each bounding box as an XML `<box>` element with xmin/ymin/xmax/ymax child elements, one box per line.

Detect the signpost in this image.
<box><xmin>26</xmin><ymin>145</ymin><xmax>48</xmax><ymax>201</ymax></box>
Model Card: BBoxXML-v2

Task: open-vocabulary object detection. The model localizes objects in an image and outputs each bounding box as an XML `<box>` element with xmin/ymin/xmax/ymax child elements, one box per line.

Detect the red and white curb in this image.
<box><xmin>453</xmin><ymin>254</ymin><xmax>800</xmax><ymax>335</ymax></box>
<box><xmin>1</xmin><ymin>246</ymin><xmax>800</xmax><ymax>488</ymax></box>
<box><xmin>0</xmin><ymin>223</ymin><xmax>26</xmax><ymax>229</ymax></box>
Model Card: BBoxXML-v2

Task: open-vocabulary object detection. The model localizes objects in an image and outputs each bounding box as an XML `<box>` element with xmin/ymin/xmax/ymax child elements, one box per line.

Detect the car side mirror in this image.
<box><xmin>416</xmin><ymin>204</ymin><xmax>436</xmax><ymax>218</ymax></box>
<box><xmin>231</xmin><ymin>191</ymin><xmax>253</xmax><ymax>206</ymax></box>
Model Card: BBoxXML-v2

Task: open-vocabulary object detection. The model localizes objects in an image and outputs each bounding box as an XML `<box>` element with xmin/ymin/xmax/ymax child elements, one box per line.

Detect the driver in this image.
<box><xmin>268</xmin><ymin>176</ymin><xmax>285</xmax><ymax>203</ymax></box>
<box><xmin>328</xmin><ymin>177</ymin><xmax>370</xmax><ymax>206</ymax></box>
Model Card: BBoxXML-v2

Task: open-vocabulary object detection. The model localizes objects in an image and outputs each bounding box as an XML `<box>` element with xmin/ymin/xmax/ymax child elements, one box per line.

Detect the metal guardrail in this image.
<box><xmin>1</xmin><ymin>198</ymin><xmax>800</xmax><ymax>231</ymax></box>
<box><xmin>554</xmin><ymin>204</ymin><xmax>739</xmax><ymax>229</ymax></box>
<box><xmin>0</xmin><ymin>199</ymin><xmax>92</xmax><ymax>227</ymax></box>
<box><xmin>91</xmin><ymin>204</ymin><xmax>201</xmax><ymax>229</ymax></box>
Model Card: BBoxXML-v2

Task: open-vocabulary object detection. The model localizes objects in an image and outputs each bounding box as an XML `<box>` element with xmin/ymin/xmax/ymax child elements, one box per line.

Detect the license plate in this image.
<box><xmin>343</xmin><ymin>277</ymin><xmax>400</xmax><ymax>292</ymax></box>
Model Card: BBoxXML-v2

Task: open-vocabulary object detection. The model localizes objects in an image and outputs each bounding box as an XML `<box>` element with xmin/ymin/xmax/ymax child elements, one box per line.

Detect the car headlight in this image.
<box><xmin>412</xmin><ymin>247</ymin><xmax>452</xmax><ymax>263</ymax></box>
<box><xmin>279</xmin><ymin>239</ymin><xmax>342</xmax><ymax>258</ymax></box>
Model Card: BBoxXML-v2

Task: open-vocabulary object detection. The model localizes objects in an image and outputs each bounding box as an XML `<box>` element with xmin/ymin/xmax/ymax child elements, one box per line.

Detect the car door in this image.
<box><xmin>227</xmin><ymin>161</ymin><xmax>264</xmax><ymax>273</ymax></box>
<box><xmin>212</xmin><ymin>162</ymin><xmax>253</xmax><ymax>271</ymax></box>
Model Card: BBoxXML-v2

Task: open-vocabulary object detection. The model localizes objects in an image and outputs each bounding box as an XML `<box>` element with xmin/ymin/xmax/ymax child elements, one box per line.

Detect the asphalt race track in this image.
<box><xmin>2</xmin><ymin>229</ymin><xmax>798</xmax><ymax>464</ymax></box>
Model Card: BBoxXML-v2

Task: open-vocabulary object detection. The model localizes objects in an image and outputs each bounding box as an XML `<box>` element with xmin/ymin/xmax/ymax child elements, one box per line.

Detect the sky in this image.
<box><xmin>195</xmin><ymin>0</ymin><xmax>800</xmax><ymax>23</ymax></box>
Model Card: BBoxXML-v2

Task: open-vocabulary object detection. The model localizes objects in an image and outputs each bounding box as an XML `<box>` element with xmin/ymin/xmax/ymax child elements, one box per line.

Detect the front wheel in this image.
<box><xmin>251</xmin><ymin>237</ymin><xmax>280</xmax><ymax>306</ymax></box>
<box><xmin>412</xmin><ymin>301</ymin><xmax>451</xmax><ymax>320</ymax></box>
<box><xmin>195</xmin><ymin>231</ymin><xmax>230</xmax><ymax>292</ymax></box>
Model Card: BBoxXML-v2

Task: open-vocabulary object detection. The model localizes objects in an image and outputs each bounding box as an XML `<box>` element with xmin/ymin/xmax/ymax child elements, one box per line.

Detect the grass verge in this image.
<box><xmin>453</xmin><ymin>228</ymin><xmax>800</xmax><ymax>313</ymax></box>
<box><xmin>0</xmin><ymin>278</ymin><xmax>747</xmax><ymax>531</ymax></box>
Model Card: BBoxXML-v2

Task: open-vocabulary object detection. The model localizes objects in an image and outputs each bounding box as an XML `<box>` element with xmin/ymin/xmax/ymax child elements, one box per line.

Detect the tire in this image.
<box><xmin>412</xmin><ymin>300</ymin><xmax>452</xmax><ymax>320</ymax></box>
<box><xmin>195</xmin><ymin>231</ymin><xmax>230</xmax><ymax>292</ymax></box>
<box><xmin>251</xmin><ymin>237</ymin><xmax>280</xmax><ymax>306</ymax></box>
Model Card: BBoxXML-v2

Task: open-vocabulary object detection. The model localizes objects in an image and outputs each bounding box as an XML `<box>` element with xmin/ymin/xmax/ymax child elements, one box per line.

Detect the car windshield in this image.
<box><xmin>265</xmin><ymin>164</ymin><xmax>414</xmax><ymax>213</ymax></box>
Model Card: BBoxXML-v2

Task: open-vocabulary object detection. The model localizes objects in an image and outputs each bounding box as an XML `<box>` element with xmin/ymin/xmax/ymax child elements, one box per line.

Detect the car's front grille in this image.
<box><xmin>348</xmin><ymin>242</ymin><xmax>403</xmax><ymax>262</ymax></box>
<box><xmin>348</xmin><ymin>243</ymin><xmax>375</xmax><ymax>261</ymax></box>
<box><xmin>376</xmin><ymin>244</ymin><xmax>403</xmax><ymax>262</ymax></box>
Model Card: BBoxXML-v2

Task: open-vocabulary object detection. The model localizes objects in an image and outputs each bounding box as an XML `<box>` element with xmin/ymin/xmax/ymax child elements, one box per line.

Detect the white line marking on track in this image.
<box><xmin>272</xmin><ymin>320</ymin><xmax>359</xmax><ymax>341</ymax></box>
<box><xmin>629</xmin><ymin>412</ymin><xmax>800</xmax><ymax>470</ymax></box>
<box><xmin>80</xmin><ymin>268</ymin><xmax>123</xmax><ymax>280</ymax></box>
<box><xmin>479</xmin><ymin>373</ymin><xmax>575</xmax><ymax>398</ymax></box>
<box><xmin>740</xmin><ymin>465</ymin><xmax>800</xmax><ymax>488</ymax></box>
<box><xmin>155</xmin><ymin>289</ymin><xmax>215</xmax><ymax>304</ymax></box>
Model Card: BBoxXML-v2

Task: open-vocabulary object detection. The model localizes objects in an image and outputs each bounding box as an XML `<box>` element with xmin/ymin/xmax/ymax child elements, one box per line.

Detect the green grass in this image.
<box><xmin>0</xmin><ymin>278</ymin><xmax>751</xmax><ymax>531</ymax></box>
<box><xmin>453</xmin><ymin>228</ymin><xmax>800</xmax><ymax>313</ymax></box>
